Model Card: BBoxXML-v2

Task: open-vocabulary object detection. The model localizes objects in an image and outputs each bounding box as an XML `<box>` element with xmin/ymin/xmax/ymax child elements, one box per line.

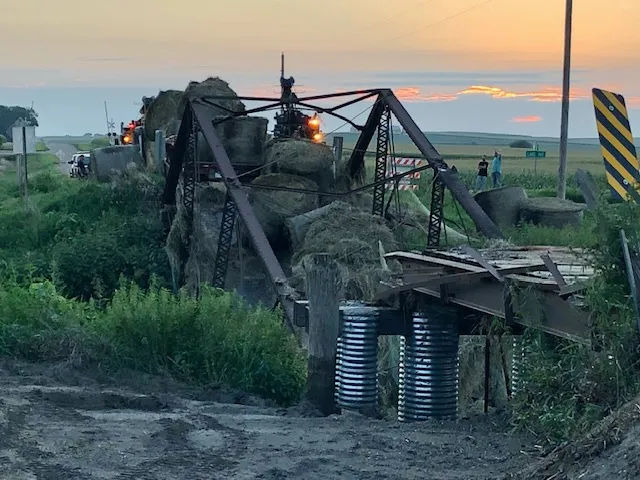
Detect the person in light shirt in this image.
<box><xmin>491</xmin><ymin>150</ymin><xmax>503</xmax><ymax>188</ymax></box>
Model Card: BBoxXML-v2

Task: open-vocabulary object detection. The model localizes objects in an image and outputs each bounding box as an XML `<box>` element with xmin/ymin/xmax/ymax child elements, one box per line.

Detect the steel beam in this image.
<box><xmin>372</xmin><ymin>104</ymin><xmax>391</xmax><ymax>216</ymax></box>
<box><xmin>182</xmin><ymin>114</ymin><xmax>198</xmax><ymax>231</ymax></box>
<box><xmin>427</xmin><ymin>172</ymin><xmax>445</xmax><ymax>247</ymax></box>
<box><xmin>190</xmin><ymin>99</ymin><xmax>297</xmax><ymax>330</ymax></box>
<box><xmin>413</xmin><ymin>281</ymin><xmax>590</xmax><ymax>344</ymax></box>
<box><xmin>346</xmin><ymin>94</ymin><xmax>384</xmax><ymax>181</ymax></box>
<box><xmin>212</xmin><ymin>191</ymin><xmax>237</xmax><ymax>289</ymax></box>
<box><xmin>162</xmin><ymin>107</ymin><xmax>192</xmax><ymax>206</ymax></box>
<box><xmin>383</xmin><ymin>91</ymin><xmax>503</xmax><ymax>239</ymax></box>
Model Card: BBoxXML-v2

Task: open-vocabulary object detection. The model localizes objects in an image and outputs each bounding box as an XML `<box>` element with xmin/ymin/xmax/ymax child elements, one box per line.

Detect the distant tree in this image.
<box><xmin>509</xmin><ymin>139</ymin><xmax>533</xmax><ymax>149</ymax></box>
<box><xmin>0</xmin><ymin>106</ymin><xmax>39</xmax><ymax>141</ymax></box>
<box><xmin>90</xmin><ymin>136</ymin><xmax>111</xmax><ymax>148</ymax></box>
<box><xmin>0</xmin><ymin>134</ymin><xmax>5</xmax><ymax>148</ymax></box>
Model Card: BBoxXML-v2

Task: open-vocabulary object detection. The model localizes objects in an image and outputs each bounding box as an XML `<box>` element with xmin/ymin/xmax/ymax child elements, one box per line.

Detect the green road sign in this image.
<box><xmin>525</xmin><ymin>150</ymin><xmax>546</xmax><ymax>158</ymax></box>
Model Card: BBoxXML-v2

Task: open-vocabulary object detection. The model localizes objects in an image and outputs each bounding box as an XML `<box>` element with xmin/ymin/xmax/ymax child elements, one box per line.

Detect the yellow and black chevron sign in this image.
<box><xmin>592</xmin><ymin>88</ymin><xmax>639</xmax><ymax>201</ymax></box>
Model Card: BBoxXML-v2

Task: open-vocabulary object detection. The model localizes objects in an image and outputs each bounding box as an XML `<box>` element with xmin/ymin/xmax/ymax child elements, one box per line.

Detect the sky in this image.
<box><xmin>1</xmin><ymin>0</ymin><xmax>639</xmax><ymax>138</ymax></box>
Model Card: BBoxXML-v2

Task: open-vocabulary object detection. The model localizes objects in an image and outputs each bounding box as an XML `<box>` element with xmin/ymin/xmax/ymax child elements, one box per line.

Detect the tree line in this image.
<box><xmin>0</xmin><ymin>105</ymin><xmax>39</xmax><ymax>141</ymax></box>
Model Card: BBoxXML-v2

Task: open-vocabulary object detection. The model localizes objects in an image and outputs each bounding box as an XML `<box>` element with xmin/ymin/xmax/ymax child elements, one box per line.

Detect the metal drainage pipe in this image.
<box><xmin>336</xmin><ymin>303</ymin><xmax>379</xmax><ymax>412</ymax></box>
<box><xmin>398</xmin><ymin>308</ymin><xmax>459</xmax><ymax>422</ymax></box>
<box><xmin>511</xmin><ymin>335</ymin><xmax>526</xmax><ymax>397</ymax></box>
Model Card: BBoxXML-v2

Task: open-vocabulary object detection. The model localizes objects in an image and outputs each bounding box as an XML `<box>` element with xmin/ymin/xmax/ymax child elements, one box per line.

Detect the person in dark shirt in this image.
<box><xmin>474</xmin><ymin>155</ymin><xmax>488</xmax><ymax>191</ymax></box>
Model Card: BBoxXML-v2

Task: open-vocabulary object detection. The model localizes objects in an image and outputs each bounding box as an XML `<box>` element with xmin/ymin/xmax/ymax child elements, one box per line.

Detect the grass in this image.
<box><xmin>0</xmin><ymin>153</ymin><xmax>306</xmax><ymax>405</ymax></box>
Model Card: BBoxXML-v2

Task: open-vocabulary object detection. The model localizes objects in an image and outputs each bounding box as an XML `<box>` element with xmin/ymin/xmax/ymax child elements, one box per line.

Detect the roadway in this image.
<box><xmin>46</xmin><ymin>141</ymin><xmax>78</xmax><ymax>176</ymax></box>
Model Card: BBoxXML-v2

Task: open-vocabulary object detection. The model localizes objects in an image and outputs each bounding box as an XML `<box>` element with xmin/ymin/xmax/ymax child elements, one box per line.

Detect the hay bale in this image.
<box><xmin>179</xmin><ymin>77</ymin><xmax>246</xmax><ymax>115</ymax></box>
<box><xmin>143</xmin><ymin>90</ymin><xmax>183</xmax><ymax>141</ymax></box>
<box><xmin>143</xmin><ymin>78</ymin><xmax>246</xmax><ymax>142</ymax></box>
<box><xmin>265</xmin><ymin>139</ymin><xmax>335</xmax><ymax>194</ymax></box>
<box><xmin>199</xmin><ymin>116</ymin><xmax>268</xmax><ymax>168</ymax></box>
<box><xmin>166</xmin><ymin>182</ymin><xmax>239</xmax><ymax>294</ymax></box>
<box><xmin>249</xmin><ymin>173</ymin><xmax>320</xmax><ymax>247</ymax></box>
<box><xmin>291</xmin><ymin>201</ymin><xmax>398</xmax><ymax>300</ymax></box>
<box><xmin>90</xmin><ymin>145</ymin><xmax>144</xmax><ymax>182</ymax></box>
<box><xmin>474</xmin><ymin>186</ymin><xmax>528</xmax><ymax>228</ymax></box>
<box><xmin>285</xmin><ymin>202</ymin><xmax>348</xmax><ymax>250</ymax></box>
<box><xmin>519</xmin><ymin>197</ymin><xmax>586</xmax><ymax>228</ymax></box>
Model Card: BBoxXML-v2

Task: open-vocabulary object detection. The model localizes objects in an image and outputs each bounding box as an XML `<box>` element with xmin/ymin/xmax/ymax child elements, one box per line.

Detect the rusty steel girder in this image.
<box><xmin>162</xmin><ymin>89</ymin><xmax>504</xmax><ymax>334</ymax></box>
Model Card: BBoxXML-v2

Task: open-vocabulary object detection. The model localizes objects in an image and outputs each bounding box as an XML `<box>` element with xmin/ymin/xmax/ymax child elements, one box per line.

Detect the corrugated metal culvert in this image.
<box><xmin>398</xmin><ymin>307</ymin><xmax>459</xmax><ymax>422</ymax></box>
<box><xmin>336</xmin><ymin>302</ymin><xmax>379</xmax><ymax>411</ymax></box>
<box><xmin>511</xmin><ymin>335</ymin><xmax>526</xmax><ymax>397</ymax></box>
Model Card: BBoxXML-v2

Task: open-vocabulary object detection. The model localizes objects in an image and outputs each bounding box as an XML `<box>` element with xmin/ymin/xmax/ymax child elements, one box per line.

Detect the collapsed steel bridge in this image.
<box><xmin>161</xmin><ymin>88</ymin><xmax>504</xmax><ymax>330</ymax></box>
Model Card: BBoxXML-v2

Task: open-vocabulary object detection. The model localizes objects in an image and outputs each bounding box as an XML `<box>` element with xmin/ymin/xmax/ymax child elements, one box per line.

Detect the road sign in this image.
<box><xmin>12</xmin><ymin>126</ymin><xmax>36</xmax><ymax>154</ymax></box>
<box><xmin>385</xmin><ymin>157</ymin><xmax>423</xmax><ymax>191</ymax></box>
<box><xmin>592</xmin><ymin>87</ymin><xmax>639</xmax><ymax>201</ymax></box>
<box><xmin>525</xmin><ymin>150</ymin><xmax>546</xmax><ymax>158</ymax></box>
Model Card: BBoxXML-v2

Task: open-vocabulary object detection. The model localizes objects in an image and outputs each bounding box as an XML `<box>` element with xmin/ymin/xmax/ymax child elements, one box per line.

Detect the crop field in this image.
<box><xmin>333</xmin><ymin>132</ymin><xmax>605</xmax><ymax>176</ymax></box>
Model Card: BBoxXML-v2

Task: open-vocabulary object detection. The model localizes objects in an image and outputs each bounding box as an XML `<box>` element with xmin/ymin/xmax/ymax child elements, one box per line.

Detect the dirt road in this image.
<box><xmin>45</xmin><ymin>141</ymin><xmax>78</xmax><ymax>176</ymax></box>
<box><xmin>0</xmin><ymin>360</ymin><xmax>534</xmax><ymax>480</ymax></box>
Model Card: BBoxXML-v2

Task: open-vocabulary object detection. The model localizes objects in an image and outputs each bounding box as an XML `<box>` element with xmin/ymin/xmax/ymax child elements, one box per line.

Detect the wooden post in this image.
<box><xmin>304</xmin><ymin>253</ymin><xmax>340</xmax><ymax>415</ymax></box>
<box><xmin>557</xmin><ymin>0</ymin><xmax>573</xmax><ymax>199</ymax></box>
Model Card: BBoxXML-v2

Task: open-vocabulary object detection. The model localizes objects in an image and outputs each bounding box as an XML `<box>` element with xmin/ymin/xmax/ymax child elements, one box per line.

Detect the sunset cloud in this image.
<box><xmin>393</xmin><ymin>87</ymin><xmax>457</xmax><ymax>103</ymax></box>
<box><xmin>457</xmin><ymin>85</ymin><xmax>590</xmax><ymax>102</ymax></box>
<box><xmin>511</xmin><ymin>115</ymin><xmax>542</xmax><ymax>123</ymax></box>
<box><xmin>243</xmin><ymin>84</ymin><xmax>640</xmax><ymax>112</ymax></box>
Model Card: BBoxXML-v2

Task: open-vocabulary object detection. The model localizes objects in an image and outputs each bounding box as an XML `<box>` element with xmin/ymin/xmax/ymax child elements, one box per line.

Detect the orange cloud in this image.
<box><xmin>457</xmin><ymin>85</ymin><xmax>590</xmax><ymax>102</ymax></box>
<box><xmin>511</xmin><ymin>115</ymin><xmax>542</xmax><ymax>123</ymax></box>
<box><xmin>627</xmin><ymin>96</ymin><xmax>640</xmax><ymax>108</ymax></box>
<box><xmin>393</xmin><ymin>87</ymin><xmax>457</xmax><ymax>103</ymax></box>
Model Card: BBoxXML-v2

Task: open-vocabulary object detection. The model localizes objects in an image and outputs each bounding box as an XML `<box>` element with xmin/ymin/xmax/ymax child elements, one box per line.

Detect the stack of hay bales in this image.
<box><xmin>248</xmin><ymin>173</ymin><xmax>320</xmax><ymax>247</ymax></box>
<box><xmin>165</xmin><ymin>182</ymin><xmax>274</xmax><ymax>305</ymax></box>
<box><xmin>142</xmin><ymin>77</ymin><xmax>266</xmax><ymax>169</ymax></box>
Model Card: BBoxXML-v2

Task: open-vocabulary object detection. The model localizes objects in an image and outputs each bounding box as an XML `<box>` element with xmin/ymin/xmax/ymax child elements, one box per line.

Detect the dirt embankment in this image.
<box><xmin>0</xmin><ymin>360</ymin><xmax>532</xmax><ymax>479</ymax></box>
<box><xmin>506</xmin><ymin>394</ymin><xmax>640</xmax><ymax>480</ymax></box>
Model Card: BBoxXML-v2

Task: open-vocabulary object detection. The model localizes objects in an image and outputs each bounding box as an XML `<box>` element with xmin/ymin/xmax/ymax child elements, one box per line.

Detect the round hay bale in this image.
<box><xmin>179</xmin><ymin>77</ymin><xmax>245</xmax><ymax>116</ymax></box>
<box><xmin>474</xmin><ymin>186</ymin><xmax>528</xmax><ymax>228</ymax></box>
<box><xmin>249</xmin><ymin>173</ymin><xmax>320</xmax><ymax>248</ymax></box>
<box><xmin>292</xmin><ymin>201</ymin><xmax>398</xmax><ymax>300</ymax></box>
<box><xmin>143</xmin><ymin>90</ymin><xmax>183</xmax><ymax>141</ymax></box>
<box><xmin>519</xmin><ymin>197</ymin><xmax>586</xmax><ymax>228</ymax></box>
<box><xmin>265</xmin><ymin>139</ymin><xmax>335</xmax><ymax>193</ymax></box>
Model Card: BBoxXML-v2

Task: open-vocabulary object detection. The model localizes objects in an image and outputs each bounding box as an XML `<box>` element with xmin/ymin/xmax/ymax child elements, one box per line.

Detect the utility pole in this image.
<box><xmin>557</xmin><ymin>0</ymin><xmax>573</xmax><ymax>199</ymax></box>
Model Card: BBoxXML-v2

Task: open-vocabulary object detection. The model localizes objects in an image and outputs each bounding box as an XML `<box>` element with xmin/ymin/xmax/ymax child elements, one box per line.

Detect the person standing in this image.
<box><xmin>491</xmin><ymin>150</ymin><xmax>503</xmax><ymax>188</ymax></box>
<box><xmin>475</xmin><ymin>155</ymin><xmax>489</xmax><ymax>191</ymax></box>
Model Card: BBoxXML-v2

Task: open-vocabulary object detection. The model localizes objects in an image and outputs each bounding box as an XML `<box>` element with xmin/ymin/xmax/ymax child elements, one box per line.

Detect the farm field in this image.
<box><xmin>331</xmin><ymin>132</ymin><xmax>605</xmax><ymax>176</ymax></box>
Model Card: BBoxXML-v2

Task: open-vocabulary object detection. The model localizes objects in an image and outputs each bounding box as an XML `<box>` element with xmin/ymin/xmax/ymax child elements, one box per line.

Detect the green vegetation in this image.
<box><xmin>74</xmin><ymin>136</ymin><xmax>110</xmax><ymax>151</ymax></box>
<box><xmin>509</xmin><ymin>139</ymin><xmax>534</xmax><ymax>149</ymax></box>
<box><xmin>511</xmin><ymin>201</ymin><xmax>640</xmax><ymax>443</ymax></box>
<box><xmin>0</xmin><ymin>153</ymin><xmax>306</xmax><ymax>405</ymax></box>
<box><xmin>0</xmin><ymin>105</ymin><xmax>38</xmax><ymax>141</ymax></box>
<box><xmin>389</xmin><ymin>159</ymin><xmax>639</xmax><ymax>444</ymax></box>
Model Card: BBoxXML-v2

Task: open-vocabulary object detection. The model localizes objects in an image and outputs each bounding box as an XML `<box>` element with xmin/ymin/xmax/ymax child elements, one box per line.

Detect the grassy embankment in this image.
<box><xmin>0</xmin><ymin>153</ymin><xmax>305</xmax><ymax>405</ymax></box>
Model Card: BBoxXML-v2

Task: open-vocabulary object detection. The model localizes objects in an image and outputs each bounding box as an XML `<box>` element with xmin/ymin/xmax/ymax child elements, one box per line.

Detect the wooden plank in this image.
<box><xmin>386</xmin><ymin>251</ymin><xmax>487</xmax><ymax>272</ymax></box>
<box><xmin>461</xmin><ymin>245</ymin><xmax>505</xmax><ymax>282</ymax></box>
<box><xmin>376</xmin><ymin>262</ymin><xmax>547</xmax><ymax>299</ymax></box>
<box><xmin>540</xmin><ymin>254</ymin><xmax>568</xmax><ymax>287</ymax></box>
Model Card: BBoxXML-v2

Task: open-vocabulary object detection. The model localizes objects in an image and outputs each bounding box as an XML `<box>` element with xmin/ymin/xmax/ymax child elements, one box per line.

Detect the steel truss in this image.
<box><xmin>427</xmin><ymin>172</ymin><xmax>446</xmax><ymax>248</ymax></box>
<box><xmin>212</xmin><ymin>192</ymin><xmax>237</xmax><ymax>289</ymax></box>
<box><xmin>372</xmin><ymin>104</ymin><xmax>391</xmax><ymax>217</ymax></box>
<box><xmin>162</xmin><ymin>89</ymin><xmax>504</xmax><ymax>329</ymax></box>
